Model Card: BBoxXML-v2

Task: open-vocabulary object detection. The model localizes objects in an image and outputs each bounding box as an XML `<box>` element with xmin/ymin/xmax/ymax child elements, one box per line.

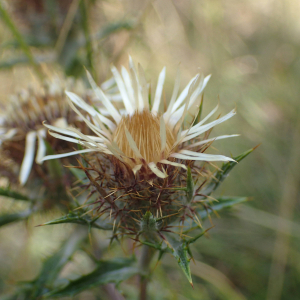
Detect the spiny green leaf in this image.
<box><xmin>0</xmin><ymin>187</ymin><xmax>31</xmax><ymax>201</ymax></box>
<box><xmin>199</xmin><ymin>196</ymin><xmax>249</xmax><ymax>219</ymax></box>
<box><xmin>201</xmin><ymin>147</ymin><xmax>256</xmax><ymax>196</ymax></box>
<box><xmin>186</xmin><ymin>229</ymin><xmax>208</xmax><ymax>245</ymax></box>
<box><xmin>44</xmin><ymin>257</ymin><xmax>138</xmax><ymax>298</ymax></box>
<box><xmin>141</xmin><ymin>241</ymin><xmax>170</xmax><ymax>262</ymax></box>
<box><xmin>167</xmin><ymin>236</ymin><xmax>193</xmax><ymax>286</ymax></box>
<box><xmin>39</xmin><ymin>211</ymin><xmax>113</xmax><ymax>230</ymax></box>
<box><xmin>4</xmin><ymin>234</ymin><xmax>83</xmax><ymax>299</ymax></box>
<box><xmin>197</xmin><ymin>196</ymin><xmax>248</xmax><ymax>220</ymax></box>
<box><xmin>141</xmin><ymin>241</ymin><xmax>163</xmax><ymax>251</ymax></box>
<box><xmin>183</xmin><ymin>196</ymin><xmax>248</xmax><ymax>234</ymax></box>
<box><xmin>0</xmin><ymin>210</ymin><xmax>32</xmax><ymax>227</ymax></box>
<box><xmin>28</xmin><ymin>228</ymin><xmax>87</xmax><ymax>298</ymax></box>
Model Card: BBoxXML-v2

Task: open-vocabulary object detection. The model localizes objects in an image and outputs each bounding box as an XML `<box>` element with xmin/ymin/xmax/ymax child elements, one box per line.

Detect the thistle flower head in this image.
<box><xmin>41</xmin><ymin>59</ymin><xmax>238</xmax><ymax>239</ymax></box>
<box><xmin>43</xmin><ymin>59</ymin><xmax>237</xmax><ymax>179</ymax></box>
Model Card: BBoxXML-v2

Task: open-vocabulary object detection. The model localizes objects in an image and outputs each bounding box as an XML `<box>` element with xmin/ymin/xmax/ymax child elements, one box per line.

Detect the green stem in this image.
<box><xmin>139</xmin><ymin>246</ymin><xmax>155</xmax><ymax>300</ymax></box>
<box><xmin>79</xmin><ymin>0</ymin><xmax>96</xmax><ymax>80</ymax></box>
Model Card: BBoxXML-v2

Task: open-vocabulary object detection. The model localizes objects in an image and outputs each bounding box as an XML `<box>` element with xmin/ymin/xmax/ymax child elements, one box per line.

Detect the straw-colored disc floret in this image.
<box><xmin>113</xmin><ymin>110</ymin><xmax>176</xmax><ymax>164</ymax></box>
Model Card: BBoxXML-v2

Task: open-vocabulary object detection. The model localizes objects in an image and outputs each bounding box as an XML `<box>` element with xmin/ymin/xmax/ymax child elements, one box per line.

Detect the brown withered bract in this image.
<box><xmin>70</xmin><ymin>138</ymin><xmax>215</xmax><ymax>242</ymax></box>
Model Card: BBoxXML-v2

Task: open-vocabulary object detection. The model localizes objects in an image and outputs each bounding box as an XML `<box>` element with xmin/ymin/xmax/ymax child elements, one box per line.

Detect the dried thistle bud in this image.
<box><xmin>0</xmin><ymin>75</ymin><xmax>114</xmax><ymax>186</ymax></box>
<box><xmin>42</xmin><ymin>59</ymin><xmax>239</xmax><ymax>240</ymax></box>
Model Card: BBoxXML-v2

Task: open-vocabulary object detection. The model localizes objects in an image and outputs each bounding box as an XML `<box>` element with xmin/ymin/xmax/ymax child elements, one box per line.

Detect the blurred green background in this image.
<box><xmin>0</xmin><ymin>0</ymin><xmax>299</xmax><ymax>299</ymax></box>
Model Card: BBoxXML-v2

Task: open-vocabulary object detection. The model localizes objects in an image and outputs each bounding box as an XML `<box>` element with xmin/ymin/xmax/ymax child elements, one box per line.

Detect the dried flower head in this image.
<box><xmin>0</xmin><ymin>76</ymin><xmax>115</xmax><ymax>185</ymax></box>
<box><xmin>41</xmin><ymin>59</ymin><xmax>238</xmax><ymax>239</ymax></box>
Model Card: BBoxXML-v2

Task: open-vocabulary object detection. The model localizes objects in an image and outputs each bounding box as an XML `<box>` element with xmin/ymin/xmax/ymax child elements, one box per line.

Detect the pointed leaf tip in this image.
<box><xmin>186</xmin><ymin>226</ymin><xmax>214</xmax><ymax>245</ymax></box>
<box><xmin>197</xmin><ymin>196</ymin><xmax>249</xmax><ymax>221</ymax></box>
<box><xmin>39</xmin><ymin>211</ymin><xmax>113</xmax><ymax>230</ymax></box>
<box><xmin>253</xmin><ymin>143</ymin><xmax>261</xmax><ymax>151</ymax></box>
<box><xmin>202</xmin><ymin>147</ymin><xmax>256</xmax><ymax>196</ymax></box>
<box><xmin>167</xmin><ymin>237</ymin><xmax>193</xmax><ymax>285</ymax></box>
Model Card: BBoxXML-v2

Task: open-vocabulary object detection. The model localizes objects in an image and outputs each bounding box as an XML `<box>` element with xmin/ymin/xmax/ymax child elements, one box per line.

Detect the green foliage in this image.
<box><xmin>29</xmin><ymin>147</ymin><xmax>251</xmax><ymax>295</ymax></box>
<box><xmin>44</xmin><ymin>257</ymin><xmax>138</xmax><ymax>298</ymax></box>
<box><xmin>201</xmin><ymin>147</ymin><xmax>256</xmax><ymax>196</ymax></box>
<box><xmin>0</xmin><ymin>209</ymin><xmax>32</xmax><ymax>227</ymax></box>
<box><xmin>197</xmin><ymin>196</ymin><xmax>249</xmax><ymax>220</ymax></box>
<box><xmin>180</xmin><ymin>196</ymin><xmax>248</xmax><ymax>233</ymax></box>
<box><xmin>39</xmin><ymin>210</ymin><xmax>113</xmax><ymax>231</ymax></box>
<box><xmin>28</xmin><ymin>228</ymin><xmax>87</xmax><ymax>299</ymax></box>
<box><xmin>142</xmin><ymin>230</ymin><xmax>208</xmax><ymax>286</ymax></box>
<box><xmin>0</xmin><ymin>187</ymin><xmax>31</xmax><ymax>201</ymax></box>
<box><xmin>1</xmin><ymin>228</ymin><xmax>86</xmax><ymax>299</ymax></box>
<box><xmin>168</xmin><ymin>237</ymin><xmax>193</xmax><ymax>285</ymax></box>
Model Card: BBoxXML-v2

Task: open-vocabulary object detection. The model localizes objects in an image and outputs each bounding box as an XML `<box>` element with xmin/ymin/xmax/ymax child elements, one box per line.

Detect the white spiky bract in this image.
<box><xmin>42</xmin><ymin>60</ymin><xmax>237</xmax><ymax>178</ymax></box>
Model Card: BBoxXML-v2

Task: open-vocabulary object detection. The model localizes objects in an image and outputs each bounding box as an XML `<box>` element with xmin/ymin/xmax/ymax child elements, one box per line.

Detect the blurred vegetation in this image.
<box><xmin>0</xmin><ymin>0</ymin><xmax>300</xmax><ymax>299</ymax></box>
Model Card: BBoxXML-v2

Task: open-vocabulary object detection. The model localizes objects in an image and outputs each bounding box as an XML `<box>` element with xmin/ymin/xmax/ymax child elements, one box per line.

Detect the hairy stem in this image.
<box><xmin>139</xmin><ymin>245</ymin><xmax>155</xmax><ymax>300</ymax></box>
